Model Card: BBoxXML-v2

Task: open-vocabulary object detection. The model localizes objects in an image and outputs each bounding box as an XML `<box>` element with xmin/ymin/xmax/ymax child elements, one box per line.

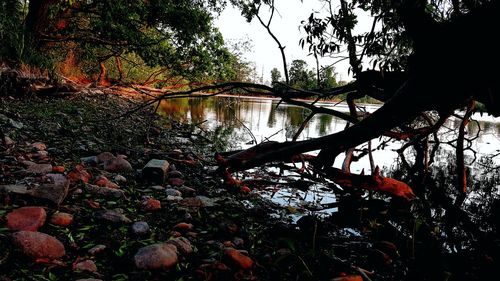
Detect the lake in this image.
<box><xmin>158</xmin><ymin>95</ymin><xmax>500</xmax><ymax>217</ymax></box>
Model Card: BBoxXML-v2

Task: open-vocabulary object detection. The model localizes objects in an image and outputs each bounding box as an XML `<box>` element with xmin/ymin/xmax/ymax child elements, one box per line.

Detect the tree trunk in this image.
<box><xmin>25</xmin><ymin>0</ymin><xmax>58</xmax><ymax>44</ymax></box>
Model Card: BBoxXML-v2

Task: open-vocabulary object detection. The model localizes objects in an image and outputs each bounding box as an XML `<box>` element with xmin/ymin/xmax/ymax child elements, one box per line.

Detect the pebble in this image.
<box><xmin>141</xmin><ymin>198</ymin><xmax>161</xmax><ymax>211</ymax></box>
<box><xmin>88</xmin><ymin>244</ymin><xmax>107</xmax><ymax>255</ymax></box>
<box><xmin>134</xmin><ymin>243</ymin><xmax>178</xmax><ymax>269</ymax></box>
<box><xmin>114</xmin><ymin>175</ymin><xmax>127</xmax><ymax>183</ymax></box>
<box><xmin>50</xmin><ymin>212</ymin><xmax>73</xmax><ymax>226</ymax></box>
<box><xmin>27</xmin><ymin>163</ymin><xmax>53</xmax><ymax>175</ymax></box>
<box><xmin>96</xmin><ymin>210</ymin><xmax>131</xmax><ymax>223</ymax></box>
<box><xmin>6</xmin><ymin>206</ymin><xmax>46</xmax><ymax>231</ymax></box>
<box><xmin>168</xmin><ymin>178</ymin><xmax>184</xmax><ymax>186</ymax></box>
<box><xmin>12</xmin><ymin>231</ymin><xmax>65</xmax><ymax>259</ymax></box>
<box><xmin>224</xmin><ymin>248</ymin><xmax>253</xmax><ymax>269</ymax></box>
<box><xmin>165</xmin><ymin>188</ymin><xmax>182</xmax><ymax>197</ymax></box>
<box><xmin>132</xmin><ymin>221</ymin><xmax>150</xmax><ymax>236</ymax></box>
<box><xmin>167</xmin><ymin>237</ymin><xmax>193</xmax><ymax>255</ymax></box>
<box><xmin>74</xmin><ymin>260</ymin><xmax>97</xmax><ymax>272</ymax></box>
<box><xmin>104</xmin><ymin>156</ymin><xmax>133</xmax><ymax>173</ymax></box>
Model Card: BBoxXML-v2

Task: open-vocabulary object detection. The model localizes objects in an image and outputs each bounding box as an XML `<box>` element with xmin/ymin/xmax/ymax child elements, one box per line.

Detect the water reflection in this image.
<box><xmin>159</xmin><ymin>96</ymin><xmax>500</xmax><ymax>171</ymax></box>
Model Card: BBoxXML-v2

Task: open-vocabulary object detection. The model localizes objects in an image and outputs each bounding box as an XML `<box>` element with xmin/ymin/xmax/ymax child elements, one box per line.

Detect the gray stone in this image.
<box><xmin>114</xmin><ymin>174</ymin><xmax>127</xmax><ymax>183</ymax></box>
<box><xmin>178</xmin><ymin>186</ymin><xmax>196</xmax><ymax>197</ymax></box>
<box><xmin>74</xmin><ymin>260</ymin><xmax>97</xmax><ymax>272</ymax></box>
<box><xmin>27</xmin><ymin>163</ymin><xmax>53</xmax><ymax>174</ymax></box>
<box><xmin>134</xmin><ymin>243</ymin><xmax>178</xmax><ymax>269</ymax></box>
<box><xmin>165</xmin><ymin>188</ymin><xmax>182</xmax><ymax>197</ymax></box>
<box><xmin>0</xmin><ymin>184</ymin><xmax>28</xmax><ymax>194</ymax></box>
<box><xmin>132</xmin><ymin>221</ymin><xmax>150</xmax><ymax>236</ymax></box>
<box><xmin>166</xmin><ymin>195</ymin><xmax>183</xmax><ymax>202</ymax></box>
<box><xmin>104</xmin><ymin>156</ymin><xmax>133</xmax><ymax>173</ymax></box>
<box><xmin>80</xmin><ymin>156</ymin><xmax>98</xmax><ymax>166</ymax></box>
<box><xmin>96</xmin><ymin>152</ymin><xmax>115</xmax><ymax>164</ymax></box>
<box><xmin>97</xmin><ymin>210</ymin><xmax>131</xmax><ymax>224</ymax></box>
<box><xmin>143</xmin><ymin>159</ymin><xmax>170</xmax><ymax>184</ymax></box>
<box><xmin>150</xmin><ymin>185</ymin><xmax>165</xmax><ymax>191</ymax></box>
<box><xmin>85</xmin><ymin>184</ymin><xmax>126</xmax><ymax>199</ymax></box>
<box><xmin>28</xmin><ymin>174</ymin><xmax>69</xmax><ymax>204</ymax></box>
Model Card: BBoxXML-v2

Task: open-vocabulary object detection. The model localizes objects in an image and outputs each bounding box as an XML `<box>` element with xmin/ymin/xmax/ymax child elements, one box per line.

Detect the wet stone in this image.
<box><xmin>132</xmin><ymin>221</ymin><xmax>150</xmax><ymax>236</ymax></box>
<box><xmin>86</xmin><ymin>184</ymin><xmax>126</xmax><ymax>199</ymax></box>
<box><xmin>104</xmin><ymin>156</ymin><xmax>133</xmax><ymax>173</ymax></box>
<box><xmin>167</xmin><ymin>170</ymin><xmax>183</xmax><ymax>179</ymax></box>
<box><xmin>29</xmin><ymin>173</ymin><xmax>69</xmax><ymax>204</ymax></box>
<box><xmin>12</xmin><ymin>231</ymin><xmax>65</xmax><ymax>259</ymax></box>
<box><xmin>80</xmin><ymin>156</ymin><xmax>98</xmax><ymax>166</ymax></box>
<box><xmin>50</xmin><ymin>212</ymin><xmax>73</xmax><ymax>226</ymax></box>
<box><xmin>143</xmin><ymin>159</ymin><xmax>170</xmax><ymax>184</ymax></box>
<box><xmin>114</xmin><ymin>174</ymin><xmax>127</xmax><ymax>183</ymax></box>
<box><xmin>96</xmin><ymin>152</ymin><xmax>115</xmax><ymax>164</ymax></box>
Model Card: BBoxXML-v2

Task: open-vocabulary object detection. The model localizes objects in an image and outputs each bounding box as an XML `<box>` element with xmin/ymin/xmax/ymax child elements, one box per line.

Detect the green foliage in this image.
<box><xmin>289</xmin><ymin>59</ymin><xmax>316</xmax><ymax>90</ymax></box>
<box><xmin>270</xmin><ymin>67</ymin><xmax>282</xmax><ymax>84</ymax></box>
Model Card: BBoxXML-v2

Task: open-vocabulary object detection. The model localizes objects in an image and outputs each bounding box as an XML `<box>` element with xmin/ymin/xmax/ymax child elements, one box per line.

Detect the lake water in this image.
<box><xmin>158</xmin><ymin>95</ymin><xmax>500</xmax><ymax>217</ymax></box>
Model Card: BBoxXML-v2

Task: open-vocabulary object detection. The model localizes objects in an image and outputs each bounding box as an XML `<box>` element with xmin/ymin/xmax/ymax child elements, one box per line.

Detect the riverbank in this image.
<box><xmin>1</xmin><ymin>88</ymin><xmax>498</xmax><ymax>281</ymax></box>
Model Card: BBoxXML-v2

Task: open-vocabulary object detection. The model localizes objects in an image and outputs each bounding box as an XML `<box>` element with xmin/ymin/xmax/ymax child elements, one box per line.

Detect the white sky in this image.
<box><xmin>214</xmin><ymin>1</ymin><xmax>374</xmax><ymax>83</ymax></box>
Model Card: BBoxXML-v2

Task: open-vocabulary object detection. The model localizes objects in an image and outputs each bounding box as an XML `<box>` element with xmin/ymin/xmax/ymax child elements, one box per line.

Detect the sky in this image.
<box><xmin>214</xmin><ymin>1</ymin><xmax>374</xmax><ymax>84</ymax></box>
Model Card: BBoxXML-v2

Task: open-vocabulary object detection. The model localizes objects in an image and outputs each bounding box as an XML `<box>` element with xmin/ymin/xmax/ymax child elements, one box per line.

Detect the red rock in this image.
<box><xmin>52</xmin><ymin>166</ymin><xmax>65</xmax><ymax>173</ymax></box>
<box><xmin>224</xmin><ymin>248</ymin><xmax>253</xmax><ymax>269</ymax></box>
<box><xmin>173</xmin><ymin>222</ymin><xmax>193</xmax><ymax>231</ymax></box>
<box><xmin>74</xmin><ymin>260</ymin><xmax>97</xmax><ymax>272</ymax></box>
<box><xmin>6</xmin><ymin>207</ymin><xmax>46</xmax><ymax>231</ymax></box>
<box><xmin>167</xmin><ymin>237</ymin><xmax>193</xmax><ymax>255</ymax></box>
<box><xmin>95</xmin><ymin>176</ymin><xmax>120</xmax><ymax>189</ymax></box>
<box><xmin>12</xmin><ymin>231</ymin><xmax>65</xmax><ymax>259</ymax></box>
<box><xmin>240</xmin><ymin>186</ymin><xmax>251</xmax><ymax>193</ymax></box>
<box><xmin>141</xmin><ymin>198</ymin><xmax>161</xmax><ymax>211</ymax></box>
<box><xmin>68</xmin><ymin>165</ymin><xmax>92</xmax><ymax>184</ymax></box>
<box><xmin>50</xmin><ymin>212</ymin><xmax>73</xmax><ymax>226</ymax></box>
<box><xmin>168</xmin><ymin>178</ymin><xmax>185</xmax><ymax>186</ymax></box>
<box><xmin>134</xmin><ymin>243</ymin><xmax>178</xmax><ymax>269</ymax></box>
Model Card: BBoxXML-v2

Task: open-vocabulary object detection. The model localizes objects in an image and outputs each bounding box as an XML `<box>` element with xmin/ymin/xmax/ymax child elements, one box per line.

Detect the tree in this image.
<box><xmin>270</xmin><ymin>67</ymin><xmax>282</xmax><ymax>84</ymax></box>
<box><xmin>208</xmin><ymin>0</ymin><xmax>500</xmax><ymax>210</ymax></box>
<box><xmin>288</xmin><ymin>59</ymin><xmax>316</xmax><ymax>90</ymax></box>
<box><xmin>2</xmin><ymin>0</ymin><xmax>235</xmax><ymax>82</ymax></box>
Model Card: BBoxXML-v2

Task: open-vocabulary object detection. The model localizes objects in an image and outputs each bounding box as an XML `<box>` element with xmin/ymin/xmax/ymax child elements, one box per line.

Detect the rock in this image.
<box><xmin>97</xmin><ymin>210</ymin><xmax>131</xmax><ymax>223</ymax></box>
<box><xmin>68</xmin><ymin>165</ymin><xmax>92</xmax><ymax>184</ymax></box>
<box><xmin>134</xmin><ymin>243</ymin><xmax>178</xmax><ymax>270</ymax></box>
<box><xmin>165</xmin><ymin>188</ymin><xmax>182</xmax><ymax>197</ymax></box>
<box><xmin>114</xmin><ymin>175</ymin><xmax>127</xmax><ymax>183</ymax></box>
<box><xmin>167</xmin><ymin>237</ymin><xmax>193</xmax><ymax>255</ymax></box>
<box><xmin>167</xmin><ymin>170</ymin><xmax>183</xmax><ymax>179</ymax></box>
<box><xmin>178</xmin><ymin>197</ymin><xmax>204</xmax><ymax>208</ymax></box>
<box><xmin>224</xmin><ymin>248</ymin><xmax>253</xmax><ymax>269</ymax></box>
<box><xmin>28</xmin><ymin>173</ymin><xmax>69</xmax><ymax>204</ymax></box>
<box><xmin>9</xmin><ymin>119</ymin><xmax>23</xmax><ymax>129</ymax></box>
<box><xmin>166</xmin><ymin>195</ymin><xmax>183</xmax><ymax>202</ymax></box>
<box><xmin>168</xmin><ymin>178</ymin><xmax>184</xmax><ymax>187</ymax></box>
<box><xmin>85</xmin><ymin>184</ymin><xmax>126</xmax><ymax>199</ymax></box>
<box><xmin>12</xmin><ymin>231</ymin><xmax>65</xmax><ymax>259</ymax></box>
<box><xmin>132</xmin><ymin>221</ymin><xmax>150</xmax><ymax>236</ymax></box>
<box><xmin>141</xmin><ymin>198</ymin><xmax>161</xmax><ymax>211</ymax></box>
<box><xmin>3</xmin><ymin>136</ymin><xmax>14</xmax><ymax>146</ymax></box>
<box><xmin>96</xmin><ymin>152</ymin><xmax>115</xmax><ymax>164</ymax></box>
<box><xmin>177</xmin><ymin>186</ymin><xmax>196</xmax><ymax>197</ymax></box>
<box><xmin>52</xmin><ymin>166</ymin><xmax>65</xmax><ymax>173</ymax></box>
<box><xmin>196</xmin><ymin>196</ymin><xmax>218</xmax><ymax>207</ymax></box>
<box><xmin>31</xmin><ymin>142</ymin><xmax>47</xmax><ymax>151</ymax></box>
<box><xmin>50</xmin><ymin>212</ymin><xmax>73</xmax><ymax>226</ymax></box>
<box><xmin>76</xmin><ymin>279</ymin><xmax>103</xmax><ymax>281</ymax></box>
<box><xmin>74</xmin><ymin>260</ymin><xmax>97</xmax><ymax>272</ymax></box>
<box><xmin>94</xmin><ymin>175</ymin><xmax>119</xmax><ymax>189</ymax></box>
<box><xmin>0</xmin><ymin>184</ymin><xmax>28</xmax><ymax>194</ymax></box>
<box><xmin>104</xmin><ymin>156</ymin><xmax>132</xmax><ymax>173</ymax></box>
<box><xmin>150</xmin><ymin>185</ymin><xmax>165</xmax><ymax>191</ymax></box>
<box><xmin>373</xmin><ymin>241</ymin><xmax>399</xmax><ymax>258</ymax></box>
<box><xmin>173</xmin><ymin>222</ymin><xmax>194</xmax><ymax>231</ymax></box>
<box><xmin>27</xmin><ymin>163</ymin><xmax>53</xmax><ymax>175</ymax></box>
<box><xmin>143</xmin><ymin>159</ymin><xmax>170</xmax><ymax>184</ymax></box>
<box><xmin>88</xmin><ymin>244</ymin><xmax>107</xmax><ymax>255</ymax></box>
<box><xmin>80</xmin><ymin>156</ymin><xmax>98</xmax><ymax>166</ymax></box>
<box><xmin>6</xmin><ymin>207</ymin><xmax>46</xmax><ymax>231</ymax></box>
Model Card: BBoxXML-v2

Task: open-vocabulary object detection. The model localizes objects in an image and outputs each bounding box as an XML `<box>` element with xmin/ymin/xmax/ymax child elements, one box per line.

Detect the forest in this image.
<box><xmin>1</xmin><ymin>0</ymin><xmax>500</xmax><ymax>280</ymax></box>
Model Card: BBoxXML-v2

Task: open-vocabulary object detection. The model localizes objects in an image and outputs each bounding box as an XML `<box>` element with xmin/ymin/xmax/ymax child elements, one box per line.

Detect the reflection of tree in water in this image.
<box><xmin>188</xmin><ymin>97</ymin><xmax>206</xmax><ymax>124</ymax></box>
<box><xmin>275</xmin><ymin>106</ymin><xmax>310</xmax><ymax>139</ymax></box>
<box><xmin>267</xmin><ymin>101</ymin><xmax>278</xmax><ymax>127</ymax></box>
<box><xmin>316</xmin><ymin>114</ymin><xmax>333</xmax><ymax>136</ymax></box>
<box><xmin>158</xmin><ymin>99</ymin><xmax>189</xmax><ymax>121</ymax></box>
